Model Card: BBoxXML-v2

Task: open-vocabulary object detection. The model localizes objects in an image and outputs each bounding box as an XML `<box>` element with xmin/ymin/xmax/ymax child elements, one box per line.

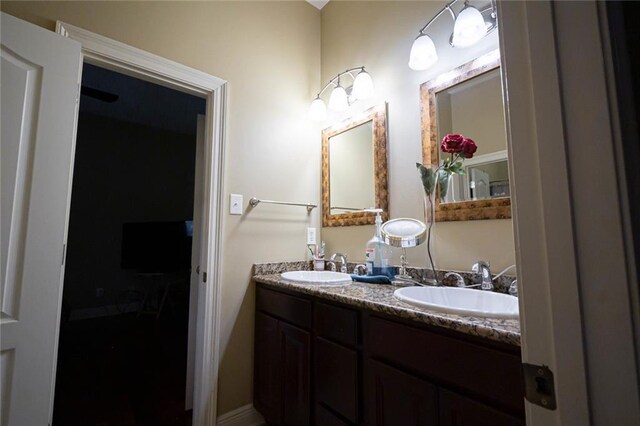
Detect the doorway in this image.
<box><xmin>52</xmin><ymin>63</ymin><xmax>205</xmax><ymax>425</ymax></box>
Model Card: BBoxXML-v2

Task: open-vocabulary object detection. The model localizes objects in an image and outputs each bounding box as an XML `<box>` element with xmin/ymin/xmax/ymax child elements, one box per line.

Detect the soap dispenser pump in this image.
<box><xmin>365</xmin><ymin>209</ymin><xmax>394</xmax><ymax>277</ymax></box>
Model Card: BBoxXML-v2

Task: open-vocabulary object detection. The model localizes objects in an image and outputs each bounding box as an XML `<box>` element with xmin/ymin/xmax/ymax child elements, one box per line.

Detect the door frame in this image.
<box><xmin>55</xmin><ymin>21</ymin><xmax>227</xmax><ymax>426</ymax></box>
<box><xmin>499</xmin><ymin>1</ymin><xmax>640</xmax><ymax>424</ymax></box>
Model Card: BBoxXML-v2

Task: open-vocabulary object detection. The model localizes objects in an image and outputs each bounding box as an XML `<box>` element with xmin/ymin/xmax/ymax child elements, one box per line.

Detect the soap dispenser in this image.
<box><xmin>365</xmin><ymin>209</ymin><xmax>393</xmax><ymax>277</ymax></box>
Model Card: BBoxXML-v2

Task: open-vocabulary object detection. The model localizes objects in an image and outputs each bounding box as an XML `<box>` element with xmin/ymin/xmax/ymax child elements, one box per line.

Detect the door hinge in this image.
<box><xmin>203</xmin><ymin>272</ymin><xmax>207</xmax><ymax>283</ymax></box>
<box><xmin>522</xmin><ymin>363</ymin><xmax>557</xmax><ymax>410</ymax></box>
<box><xmin>61</xmin><ymin>243</ymin><xmax>66</xmax><ymax>265</ymax></box>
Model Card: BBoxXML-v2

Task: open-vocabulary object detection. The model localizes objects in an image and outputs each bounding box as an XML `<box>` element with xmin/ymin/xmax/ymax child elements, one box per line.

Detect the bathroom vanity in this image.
<box><xmin>253</xmin><ymin>267</ymin><xmax>523</xmax><ymax>426</ymax></box>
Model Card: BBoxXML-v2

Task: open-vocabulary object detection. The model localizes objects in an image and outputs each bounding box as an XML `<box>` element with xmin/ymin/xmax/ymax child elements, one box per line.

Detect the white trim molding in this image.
<box><xmin>55</xmin><ymin>21</ymin><xmax>227</xmax><ymax>426</ymax></box>
<box><xmin>217</xmin><ymin>404</ymin><xmax>265</xmax><ymax>426</ymax></box>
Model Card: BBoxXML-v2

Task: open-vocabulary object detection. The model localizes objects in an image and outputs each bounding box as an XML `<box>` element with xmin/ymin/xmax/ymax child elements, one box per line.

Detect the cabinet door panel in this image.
<box><xmin>316</xmin><ymin>337</ymin><xmax>358</xmax><ymax>422</ymax></box>
<box><xmin>280</xmin><ymin>321</ymin><xmax>311</xmax><ymax>426</ymax></box>
<box><xmin>316</xmin><ymin>404</ymin><xmax>352</xmax><ymax>426</ymax></box>
<box><xmin>440</xmin><ymin>389</ymin><xmax>524</xmax><ymax>426</ymax></box>
<box><xmin>365</xmin><ymin>359</ymin><xmax>438</xmax><ymax>425</ymax></box>
<box><xmin>254</xmin><ymin>312</ymin><xmax>281</xmax><ymax>424</ymax></box>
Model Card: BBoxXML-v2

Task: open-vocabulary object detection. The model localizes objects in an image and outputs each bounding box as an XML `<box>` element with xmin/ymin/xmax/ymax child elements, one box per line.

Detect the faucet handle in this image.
<box><xmin>327</xmin><ymin>261</ymin><xmax>337</xmax><ymax>272</ymax></box>
<box><xmin>444</xmin><ymin>272</ymin><xmax>466</xmax><ymax>287</ymax></box>
<box><xmin>354</xmin><ymin>264</ymin><xmax>367</xmax><ymax>276</ymax></box>
<box><xmin>471</xmin><ymin>260</ymin><xmax>490</xmax><ymax>272</ymax></box>
<box><xmin>509</xmin><ymin>279</ymin><xmax>518</xmax><ymax>296</ymax></box>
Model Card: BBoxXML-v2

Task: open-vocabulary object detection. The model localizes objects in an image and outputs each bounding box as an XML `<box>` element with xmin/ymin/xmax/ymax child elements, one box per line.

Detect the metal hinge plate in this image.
<box><xmin>523</xmin><ymin>363</ymin><xmax>557</xmax><ymax>410</ymax></box>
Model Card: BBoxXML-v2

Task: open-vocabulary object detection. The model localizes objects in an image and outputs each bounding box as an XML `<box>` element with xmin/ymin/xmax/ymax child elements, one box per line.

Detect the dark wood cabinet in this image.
<box><xmin>315</xmin><ymin>337</ymin><xmax>358</xmax><ymax>423</ymax></box>
<box><xmin>365</xmin><ymin>359</ymin><xmax>438</xmax><ymax>425</ymax></box>
<box><xmin>439</xmin><ymin>389</ymin><xmax>524</xmax><ymax>426</ymax></box>
<box><xmin>254</xmin><ymin>311</ymin><xmax>281</xmax><ymax>424</ymax></box>
<box><xmin>254</xmin><ymin>283</ymin><xmax>524</xmax><ymax>426</ymax></box>
<box><xmin>280</xmin><ymin>321</ymin><xmax>311</xmax><ymax>426</ymax></box>
<box><xmin>254</xmin><ymin>288</ymin><xmax>311</xmax><ymax>426</ymax></box>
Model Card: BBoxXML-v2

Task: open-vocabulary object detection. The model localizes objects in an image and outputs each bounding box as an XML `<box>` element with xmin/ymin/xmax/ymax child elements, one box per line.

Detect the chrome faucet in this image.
<box><xmin>330</xmin><ymin>252</ymin><xmax>348</xmax><ymax>273</ymax></box>
<box><xmin>472</xmin><ymin>261</ymin><xmax>494</xmax><ymax>291</ymax></box>
<box><xmin>444</xmin><ymin>272</ymin><xmax>481</xmax><ymax>289</ymax></box>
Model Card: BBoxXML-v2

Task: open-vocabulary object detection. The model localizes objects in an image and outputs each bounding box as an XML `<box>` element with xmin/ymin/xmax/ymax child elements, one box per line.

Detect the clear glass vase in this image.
<box><xmin>418</xmin><ymin>164</ymin><xmax>439</xmax><ymax>285</ymax></box>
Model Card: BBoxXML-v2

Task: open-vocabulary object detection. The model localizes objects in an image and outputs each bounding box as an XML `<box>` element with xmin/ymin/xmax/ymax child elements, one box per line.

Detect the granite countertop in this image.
<box><xmin>252</xmin><ymin>262</ymin><xmax>520</xmax><ymax>347</ymax></box>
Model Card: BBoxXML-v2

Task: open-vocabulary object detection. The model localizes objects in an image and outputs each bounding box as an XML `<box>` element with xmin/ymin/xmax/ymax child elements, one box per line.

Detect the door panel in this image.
<box><xmin>280</xmin><ymin>321</ymin><xmax>310</xmax><ymax>426</ymax></box>
<box><xmin>439</xmin><ymin>389</ymin><xmax>524</xmax><ymax>426</ymax></box>
<box><xmin>254</xmin><ymin>312</ymin><xmax>282</xmax><ymax>424</ymax></box>
<box><xmin>0</xmin><ymin>12</ymin><xmax>82</xmax><ymax>425</ymax></box>
<box><xmin>365</xmin><ymin>359</ymin><xmax>438</xmax><ymax>425</ymax></box>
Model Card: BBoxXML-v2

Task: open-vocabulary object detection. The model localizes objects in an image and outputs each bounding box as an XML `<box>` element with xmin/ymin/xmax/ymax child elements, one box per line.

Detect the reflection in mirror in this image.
<box><xmin>322</xmin><ymin>104</ymin><xmax>389</xmax><ymax>227</ymax></box>
<box><xmin>436</xmin><ymin>68</ymin><xmax>508</xmax><ymax>203</ymax></box>
<box><xmin>329</xmin><ymin>121</ymin><xmax>374</xmax><ymax>213</ymax></box>
<box><xmin>421</xmin><ymin>49</ymin><xmax>511</xmax><ymax>221</ymax></box>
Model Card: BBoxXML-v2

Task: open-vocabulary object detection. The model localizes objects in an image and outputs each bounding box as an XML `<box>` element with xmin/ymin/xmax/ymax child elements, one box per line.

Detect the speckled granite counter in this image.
<box><xmin>253</xmin><ymin>270</ymin><xmax>521</xmax><ymax>347</ymax></box>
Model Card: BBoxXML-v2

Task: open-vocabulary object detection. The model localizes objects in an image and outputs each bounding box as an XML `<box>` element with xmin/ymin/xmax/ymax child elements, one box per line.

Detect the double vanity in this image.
<box><xmin>253</xmin><ymin>262</ymin><xmax>523</xmax><ymax>426</ymax></box>
<box><xmin>253</xmin><ymin>46</ymin><xmax>521</xmax><ymax>426</ymax></box>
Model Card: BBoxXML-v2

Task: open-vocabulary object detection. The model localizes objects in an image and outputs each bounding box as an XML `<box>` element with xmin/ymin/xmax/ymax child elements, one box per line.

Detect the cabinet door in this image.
<box><xmin>439</xmin><ymin>389</ymin><xmax>524</xmax><ymax>426</ymax></box>
<box><xmin>280</xmin><ymin>321</ymin><xmax>311</xmax><ymax>426</ymax></box>
<box><xmin>316</xmin><ymin>337</ymin><xmax>358</xmax><ymax>423</ymax></box>
<box><xmin>254</xmin><ymin>312</ymin><xmax>281</xmax><ymax>424</ymax></box>
<box><xmin>365</xmin><ymin>359</ymin><xmax>438</xmax><ymax>425</ymax></box>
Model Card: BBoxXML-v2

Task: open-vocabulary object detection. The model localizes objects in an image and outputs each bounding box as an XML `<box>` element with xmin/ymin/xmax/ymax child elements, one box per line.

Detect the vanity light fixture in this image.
<box><xmin>309</xmin><ymin>66</ymin><xmax>374</xmax><ymax>121</ymax></box>
<box><xmin>409</xmin><ymin>0</ymin><xmax>497</xmax><ymax>71</ymax></box>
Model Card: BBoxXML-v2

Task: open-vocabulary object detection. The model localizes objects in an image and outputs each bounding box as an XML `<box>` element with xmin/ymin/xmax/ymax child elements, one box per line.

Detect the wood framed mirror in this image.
<box><xmin>420</xmin><ymin>50</ymin><xmax>511</xmax><ymax>222</ymax></box>
<box><xmin>322</xmin><ymin>103</ymin><xmax>389</xmax><ymax>227</ymax></box>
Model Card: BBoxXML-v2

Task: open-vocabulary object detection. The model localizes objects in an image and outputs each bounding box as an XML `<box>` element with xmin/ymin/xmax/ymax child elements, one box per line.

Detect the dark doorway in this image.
<box><xmin>53</xmin><ymin>63</ymin><xmax>205</xmax><ymax>426</ymax></box>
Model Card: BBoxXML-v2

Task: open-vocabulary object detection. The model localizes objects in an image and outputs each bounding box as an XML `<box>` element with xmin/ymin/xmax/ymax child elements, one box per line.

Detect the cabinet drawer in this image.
<box><xmin>315</xmin><ymin>337</ymin><xmax>358</xmax><ymax>423</ymax></box>
<box><xmin>366</xmin><ymin>316</ymin><xmax>524</xmax><ymax>414</ymax></box>
<box><xmin>256</xmin><ymin>285</ymin><xmax>311</xmax><ymax>328</ymax></box>
<box><xmin>315</xmin><ymin>302</ymin><xmax>359</xmax><ymax>346</ymax></box>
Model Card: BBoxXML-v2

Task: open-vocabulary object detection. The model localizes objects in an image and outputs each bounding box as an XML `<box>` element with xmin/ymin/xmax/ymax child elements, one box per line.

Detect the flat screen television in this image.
<box><xmin>121</xmin><ymin>220</ymin><xmax>193</xmax><ymax>273</ymax></box>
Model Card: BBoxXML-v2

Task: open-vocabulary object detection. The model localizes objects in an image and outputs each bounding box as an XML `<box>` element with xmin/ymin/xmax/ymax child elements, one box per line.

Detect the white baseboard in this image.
<box><xmin>217</xmin><ymin>404</ymin><xmax>265</xmax><ymax>426</ymax></box>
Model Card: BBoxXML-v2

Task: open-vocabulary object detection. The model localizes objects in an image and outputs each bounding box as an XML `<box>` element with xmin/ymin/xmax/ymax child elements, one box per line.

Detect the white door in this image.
<box><xmin>1</xmin><ymin>13</ymin><xmax>82</xmax><ymax>426</ymax></box>
<box><xmin>185</xmin><ymin>114</ymin><xmax>206</xmax><ymax>411</ymax></box>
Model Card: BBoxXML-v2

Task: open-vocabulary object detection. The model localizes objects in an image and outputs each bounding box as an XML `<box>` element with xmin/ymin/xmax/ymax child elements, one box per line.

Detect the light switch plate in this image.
<box><xmin>230</xmin><ymin>194</ymin><xmax>243</xmax><ymax>215</ymax></box>
<box><xmin>306</xmin><ymin>227</ymin><xmax>317</xmax><ymax>245</ymax></box>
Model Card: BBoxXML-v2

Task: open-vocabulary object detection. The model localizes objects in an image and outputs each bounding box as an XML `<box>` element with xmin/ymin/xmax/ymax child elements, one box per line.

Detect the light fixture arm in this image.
<box><xmin>316</xmin><ymin>66</ymin><xmax>366</xmax><ymax>98</ymax></box>
<box><xmin>418</xmin><ymin>0</ymin><xmax>459</xmax><ymax>35</ymax></box>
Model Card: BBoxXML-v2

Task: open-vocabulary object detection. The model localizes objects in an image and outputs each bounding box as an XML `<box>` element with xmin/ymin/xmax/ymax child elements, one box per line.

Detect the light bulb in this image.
<box><xmin>308</xmin><ymin>96</ymin><xmax>327</xmax><ymax>121</ymax></box>
<box><xmin>452</xmin><ymin>3</ymin><xmax>486</xmax><ymax>47</ymax></box>
<box><xmin>352</xmin><ymin>69</ymin><xmax>374</xmax><ymax>100</ymax></box>
<box><xmin>408</xmin><ymin>34</ymin><xmax>438</xmax><ymax>70</ymax></box>
<box><xmin>328</xmin><ymin>85</ymin><xmax>349</xmax><ymax>111</ymax></box>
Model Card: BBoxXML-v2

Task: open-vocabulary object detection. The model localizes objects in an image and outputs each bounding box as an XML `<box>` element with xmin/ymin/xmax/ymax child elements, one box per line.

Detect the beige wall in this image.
<box><xmin>319</xmin><ymin>1</ymin><xmax>516</xmax><ymax>272</ymax></box>
<box><xmin>2</xmin><ymin>0</ymin><xmax>517</xmax><ymax>417</ymax></box>
<box><xmin>1</xmin><ymin>1</ymin><xmax>321</xmax><ymax>415</ymax></box>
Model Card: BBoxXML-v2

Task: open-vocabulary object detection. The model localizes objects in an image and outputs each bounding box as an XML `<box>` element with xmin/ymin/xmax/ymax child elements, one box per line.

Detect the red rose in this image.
<box><xmin>440</xmin><ymin>134</ymin><xmax>465</xmax><ymax>153</ymax></box>
<box><xmin>461</xmin><ymin>138</ymin><xmax>477</xmax><ymax>158</ymax></box>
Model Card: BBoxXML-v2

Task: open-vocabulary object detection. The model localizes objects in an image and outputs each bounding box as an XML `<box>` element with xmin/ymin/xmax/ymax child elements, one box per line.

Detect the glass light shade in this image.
<box><xmin>328</xmin><ymin>85</ymin><xmax>349</xmax><ymax>111</ymax></box>
<box><xmin>352</xmin><ymin>70</ymin><xmax>374</xmax><ymax>100</ymax></box>
<box><xmin>452</xmin><ymin>4</ymin><xmax>487</xmax><ymax>47</ymax></box>
<box><xmin>408</xmin><ymin>34</ymin><xmax>438</xmax><ymax>70</ymax></box>
<box><xmin>308</xmin><ymin>97</ymin><xmax>327</xmax><ymax>121</ymax></box>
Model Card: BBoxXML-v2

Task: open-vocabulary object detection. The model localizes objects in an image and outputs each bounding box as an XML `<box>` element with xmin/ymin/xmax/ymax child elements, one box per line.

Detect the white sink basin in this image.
<box><xmin>281</xmin><ymin>270</ymin><xmax>352</xmax><ymax>285</ymax></box>
<box><xmin>394</xmin><ymin>286</ymin><xmax>519</xmax><ymax>319</ymax></box>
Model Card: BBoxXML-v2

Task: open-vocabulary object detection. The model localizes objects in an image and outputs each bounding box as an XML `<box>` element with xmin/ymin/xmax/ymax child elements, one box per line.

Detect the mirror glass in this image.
<box><xmin>322</xmin><ymin>104</ymin><xmax>388</xmax><ymax>227</ymax></box>
<box><xmin>329</xmin><ymin>121</ymin><xmax>375</xmax><ymax>213</ymax></box>
<box><xmin>435</xmin><ymin>68</ymin><xmax>509</xmax><ymax>204</ymax></box>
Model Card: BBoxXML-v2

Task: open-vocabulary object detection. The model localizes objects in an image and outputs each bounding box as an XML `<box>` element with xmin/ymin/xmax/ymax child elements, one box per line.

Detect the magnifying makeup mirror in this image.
<box><xmin>380</xmin><ymin>218</ymin><xmax>428</xmax><ymax>285</ymax></box>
